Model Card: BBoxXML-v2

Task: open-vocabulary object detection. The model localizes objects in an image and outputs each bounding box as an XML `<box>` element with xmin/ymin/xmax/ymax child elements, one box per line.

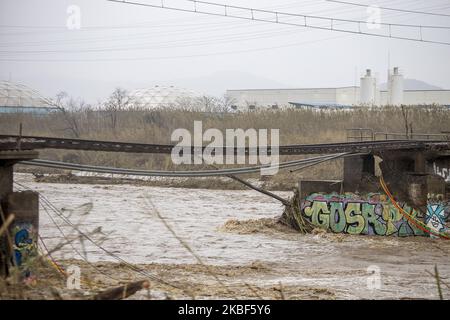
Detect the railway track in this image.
<box><xmin>0</xmin><ymin>134</ymin><xmax>449</xmax><ymax>155</ymax></box>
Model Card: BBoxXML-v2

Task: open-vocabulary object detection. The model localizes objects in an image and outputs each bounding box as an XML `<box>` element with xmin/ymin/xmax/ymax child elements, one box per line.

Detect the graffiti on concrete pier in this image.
<box><xmin>302</xmin><ymin>193</ymin><xmax>449</xmax><ymax>236</ymax></box>
<box><xmin>432</xmin><ymin>161</ymin><xmax>450</xmax><ymax>183</ymax></box>
<box><xmin>12</xmin><ymin>223</ymin><xmax>38</xmax><ymax>277</ymax></box>
<box><xmin>426</xmin><ymin>203</ymin><xmax>447</xmax><ymax>237</ymax></box>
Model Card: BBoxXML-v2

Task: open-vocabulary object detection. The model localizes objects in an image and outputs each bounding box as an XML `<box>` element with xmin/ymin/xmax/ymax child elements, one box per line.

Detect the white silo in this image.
<box><xmin>388</xmin><ymin>67</ymin><xmax>404</xmax><ymax>106</ymax></box>
<box><xmin>360</xmin><ymin>69</ymin><xmax>377</xmax><ymax>105</ymax></box>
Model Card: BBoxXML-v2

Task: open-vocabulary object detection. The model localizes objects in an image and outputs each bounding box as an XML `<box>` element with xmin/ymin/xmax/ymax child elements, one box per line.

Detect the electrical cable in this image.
<box><xmin>326</xmin><ymin>0</ymin><xmax>450</xmax><ymax>18</ymax></box>
<box><xmin>20</xmin><ymin>153</ymin><xmax>355</xmax><ymax>177</ymax></box>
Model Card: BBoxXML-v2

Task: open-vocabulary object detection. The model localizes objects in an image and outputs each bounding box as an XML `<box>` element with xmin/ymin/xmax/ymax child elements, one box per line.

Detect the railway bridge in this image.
<box><xmin>0</xmin><ymin>132</ymin><xmax>449</xmax><ymax>194</ymax></box>
<box><xmin>0</xmin><ymin>131</ymin><xmax>450</xmax><ymax>276</ymax></box>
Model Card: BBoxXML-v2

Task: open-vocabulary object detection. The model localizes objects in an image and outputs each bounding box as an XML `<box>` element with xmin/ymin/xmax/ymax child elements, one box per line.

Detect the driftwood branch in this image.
<box><xmin>92</xmin><ymin>280</ymin><xmax>149</xmax><ymax>300</ymax></box>
<box><xmin>0</xmin><ymin>214</ymin><xmax>14</xmax><ymax>237</ymax></box>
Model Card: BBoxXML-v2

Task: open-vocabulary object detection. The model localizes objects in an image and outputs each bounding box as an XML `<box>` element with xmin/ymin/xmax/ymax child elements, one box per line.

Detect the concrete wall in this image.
<box><xmin>0</xmin><ymin>166</ymin><xmax>13</xmax><ymax>200</ymax></box>
<box><xmin>298</xmin><ymin>180</ymin><xmax>343</xmax><ymax>200</ymax></box>
<box><xmin>0</xmin><ymin>151</ymin><xmax>39</xmax><ymax>278</ymax></box>
<box><xmin>300</xmin><ymin>191</ymin><xmax>449</xmax><ymax>236</ymax></box>
<box><xmin>0</xmin><ymin>191</ymin><xmax>39</xmax><ymax>278</ymax></box>
<box><xmin>430</xmin><ymin>157</ymin><xmax>450</xmax><ymax>183</ymax></box>
<box><xmin>343</xmin><ymin>155</ymin><xmax>376</xmax><ymax>193</ymax></box>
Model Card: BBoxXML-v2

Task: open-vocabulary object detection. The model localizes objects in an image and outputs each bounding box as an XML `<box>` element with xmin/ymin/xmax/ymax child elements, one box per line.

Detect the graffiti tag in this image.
<box><xmin>426</xmin><ymin>203</ymin><xmax>447</xmax><ymax>237</ymax></box>
<box><xmin>302</xmin><ymin>193</ymin><xmax>448</xmax><ymax>237</ymax></box>
<box><xmin>433</xmin><ymin>162</ymin><xmax>450</xmax><ymax>182</ymax></box>
<box><xmin>12</xmin><ymin>224</ymin><xmax>37</xmax><ymax>277</ymax></box>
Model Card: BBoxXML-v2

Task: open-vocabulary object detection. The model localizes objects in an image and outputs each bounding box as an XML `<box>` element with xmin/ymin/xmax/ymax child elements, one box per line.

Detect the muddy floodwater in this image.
<box><xmin>14</xmin><ymin>174</ymin><xmax>450</xmax><ymax>300</ymax></box>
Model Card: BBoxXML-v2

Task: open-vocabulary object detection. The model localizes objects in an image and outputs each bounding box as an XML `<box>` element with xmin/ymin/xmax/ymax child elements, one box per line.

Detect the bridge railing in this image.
<box><xmin>373</xmin><ymin>132</ymin><xmax>449</xmax><ymax>141</ymax></box>
<box><xmin>346</xmin><ymin>128</ymin><xmax>374</xmax><ymax>142</ymax></box>
<box><xmin>347</xmin><ymin>128</ymin><xmax>449</xmax><ymax>142</ymax></box>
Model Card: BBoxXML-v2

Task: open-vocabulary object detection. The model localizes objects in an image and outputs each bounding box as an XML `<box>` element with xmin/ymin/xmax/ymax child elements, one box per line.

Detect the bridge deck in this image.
<box><xmin>0</xmin><ymin>135</ymin><xmax>449</xmax><ymax>155</ymax></box>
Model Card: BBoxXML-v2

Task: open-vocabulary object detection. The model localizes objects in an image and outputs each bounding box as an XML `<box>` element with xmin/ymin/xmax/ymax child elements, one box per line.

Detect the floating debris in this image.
<box><xmin>279</xmin><ymin>188</ymin><xmax>314</xmax><ymax>234</ymax></box>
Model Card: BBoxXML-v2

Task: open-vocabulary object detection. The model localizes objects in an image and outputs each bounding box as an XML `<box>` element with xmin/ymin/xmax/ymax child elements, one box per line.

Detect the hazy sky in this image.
<box><xmin>1</xmin><ymin>0</ymin><xmax>450</xmax><ymax>103</ymax></box>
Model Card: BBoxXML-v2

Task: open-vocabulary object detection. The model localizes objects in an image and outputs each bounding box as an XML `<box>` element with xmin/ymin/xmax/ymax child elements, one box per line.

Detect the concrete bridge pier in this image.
<box><xmin>0</xmin><ymin>150</ymin><xmax>39</xmax><ymax>278</ymax></box>
<box><xmin>378</xmin><ymin>151</ymin><xmax>446</xmax><ymax>208</ymax></box>
<box><xmin>295</xmin><ymin>150</ymin><xmax>449</xmax><ymax>237</ymax></box>
<box><xmin>342</xmin><ymin>151</ymin><xmax>447</xmax><ymax>207</ymax></box>
<box><xmin>414</xmin><ymin>152</ymin><xmax>426</xmax><ymax>173</ymax></box>
<box><xmin>343</xmin><ymin>154</ymin><xmax>376</xmax><ymax>192</ymax></box>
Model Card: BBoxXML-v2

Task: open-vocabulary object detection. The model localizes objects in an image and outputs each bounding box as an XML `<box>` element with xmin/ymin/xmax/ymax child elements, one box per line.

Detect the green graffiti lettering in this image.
<box><xmin>302</xmin><ymin>193</ymin><xmax>445</xmax><ymax>237</ymax></box>
<box><xmin>362</xmin><ymin>203</ymin><xmax>386</xmax><ymax>235</ymax></box>
<box><xmin>383</xmin><ymin>205</ymin><xmax>399</xmax><ymax>236</ymax></box>
<box><xmin>329</xmin><ymin>202</ymin><xmax>346</xmax><ymax>233</ymax></box>
<box><xmin>304</xmin><ymin>201</ymin><xmax>330</xmax><ymax>229</ymax></box>
<box><xmin>406</xmin><ymin>207</ymin><xmax>427</xmax><ymax>236</ymax></box>
<box><xmin>303</xmin><ymin>202</ymin><xmax>314</xmax><ymax>217</ymax></box>
<box><xmin>344</xmin><ymin>203</ymin><xmax>365</xmax><ymax>234</ymax></box>
<box><xmin>313</xmin><ymin>201</ymin><xmax>330</xmax><ymax>229</ymax></box>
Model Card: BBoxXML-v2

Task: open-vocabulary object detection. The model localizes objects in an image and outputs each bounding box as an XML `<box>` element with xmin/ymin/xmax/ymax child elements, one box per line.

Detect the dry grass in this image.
<box><xmin>1</xmin><ymin>106</ymin><xmax>449</xmax><ymax>190</ymax></box>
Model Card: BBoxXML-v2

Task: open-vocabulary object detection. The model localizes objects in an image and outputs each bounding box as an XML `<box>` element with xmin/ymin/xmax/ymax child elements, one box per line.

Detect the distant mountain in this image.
<box><xmin>379</xmin><ymin>78</ymin><xmax>443</xmax><ymax>91</ymax></box>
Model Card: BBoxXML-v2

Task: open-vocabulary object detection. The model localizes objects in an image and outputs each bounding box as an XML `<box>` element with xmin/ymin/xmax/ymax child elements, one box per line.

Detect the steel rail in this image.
<box><xmin>1</xmin><ymin>135</ymin><xmax>448</xmax><ymax>155</ymax></box>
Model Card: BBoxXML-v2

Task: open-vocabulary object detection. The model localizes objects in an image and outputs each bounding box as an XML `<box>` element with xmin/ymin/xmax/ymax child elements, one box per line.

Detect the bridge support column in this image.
<box><xmin>343</xmin><ymin>154</ymin><xmax>375</xmax><ymax>192</ymax></box>
<box><xmin>414</xmin><ymin>152</ymin><xmax>426</xmax><ymax>173</ymax></box>
<box><xmin>0</xmin><ymin>150</ymin><xmax>38</xmax><ymax>278</ymax></box>
<box><xmin>0</xmin><ymin>166</ymin><xmax>13</xmax><ymax>200</ymax></box>
<box><xmin>379</xmin><ymin>150</ymin><xmax>448</xmax><ymax>208</ymax></box>
<box><xmin>4</xmin><ymin>191</ymin><xmax>39</xmax><ymax>277</ymax></box>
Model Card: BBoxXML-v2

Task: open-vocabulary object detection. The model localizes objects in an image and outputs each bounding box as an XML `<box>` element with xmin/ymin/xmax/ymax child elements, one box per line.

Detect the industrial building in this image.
<box><xmin>0</xmin><ymin>80</ymin><xmax>57</xmax><ymax>114</ymax></box>
<box><xmin>226</xmin><ymin>68</ymin><xmax>450</xmax><ymax>111</ymax></box>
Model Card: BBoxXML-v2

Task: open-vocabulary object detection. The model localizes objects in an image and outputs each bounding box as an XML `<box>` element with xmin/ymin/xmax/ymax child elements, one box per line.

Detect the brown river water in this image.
<box><xmin>14</xmin><ymin>174</ymin><xmax>450</xmax><ymax>299</ymax></box>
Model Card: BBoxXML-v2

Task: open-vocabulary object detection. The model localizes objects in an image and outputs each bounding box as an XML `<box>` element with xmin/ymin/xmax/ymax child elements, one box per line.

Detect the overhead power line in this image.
<box><xmin>0</xmin><ymin>34</ymin><xmax>348</xmax><ymax>62</ymax></box>
<box><xmin>183</xmin><ymin>0</ymin><xmax>450</xmax><ymax>29</ymax></box>
<box><xmin>0</xmin><ymin>27</ymin><xmax>315</xmax><ymax>54</ymax></box>
<box><xmin>326</xmin><ymin>0</ymin><xmax>450</xmax><ymax>18</ymax></box>
<box><xmin>104</xmin><ymin>0</ymin><xmax>450</xmax><ymax>46</ymax></box>
<box><xmin>0</xmin><ymin>20</ymin><xmax>266</xmax><ymax>47</ymax></box>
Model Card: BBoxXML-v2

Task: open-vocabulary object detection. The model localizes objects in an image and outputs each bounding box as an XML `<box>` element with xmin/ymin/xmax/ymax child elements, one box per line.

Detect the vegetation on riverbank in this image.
<box><xmin>3</xmin><ymin>105</ymin><xmax>449</xmax><ymax>190</ymax></box>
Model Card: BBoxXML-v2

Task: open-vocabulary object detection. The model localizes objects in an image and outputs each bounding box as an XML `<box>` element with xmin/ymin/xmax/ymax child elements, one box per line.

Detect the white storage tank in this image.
<box><xmin>388</xmin><ymin>67</ymin><xmax>404</xmax><ymax>106</ymax></box>
<box><xmin>360</xmin><ymin>69</ymin><xmax>377</xmax><ymax>105</ymax></box>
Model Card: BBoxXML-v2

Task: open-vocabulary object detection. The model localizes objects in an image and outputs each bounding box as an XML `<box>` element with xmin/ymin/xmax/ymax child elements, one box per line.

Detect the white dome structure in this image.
<box><xmin>128</xmin><ymin>85</ymin><xmax>199</xmax><ymax>109</ymax></box>
<box><xmin>0</xmin><ymin>80</ymin><xmax>57</xmax><ymax>113</ymax></box>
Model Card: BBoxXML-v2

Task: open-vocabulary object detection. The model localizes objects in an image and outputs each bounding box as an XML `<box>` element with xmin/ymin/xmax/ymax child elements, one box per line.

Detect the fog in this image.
<box><xmin>1</xmin><ymin>0</ymin><xmax>449</xmax><ymax>103</ymax></box>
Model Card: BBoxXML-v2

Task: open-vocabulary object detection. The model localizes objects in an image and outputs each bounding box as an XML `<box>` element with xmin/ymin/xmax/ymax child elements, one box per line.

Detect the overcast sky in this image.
<box><xmin>1</xmin><ymin>0</ymin><xmax>450</xmax><ymax>103</ymax></box>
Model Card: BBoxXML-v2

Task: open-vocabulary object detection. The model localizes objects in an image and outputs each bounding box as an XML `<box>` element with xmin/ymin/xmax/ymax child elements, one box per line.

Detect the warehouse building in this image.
<box><xmin>226</xmin><ymin>68</ymin><xmax>450</xmax><ymax>111</ymax></box>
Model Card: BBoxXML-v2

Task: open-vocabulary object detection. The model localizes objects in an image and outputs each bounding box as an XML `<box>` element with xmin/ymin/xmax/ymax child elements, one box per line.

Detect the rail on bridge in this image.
<box><xmin>346</xmin><ymin>128</ymin><xmax>450</xmax><ymax>142</ymax></box>
<box><xmin>0</xmin><ymin>134</ymin><xmax>449</xmax><ymax>155</ymax></box>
